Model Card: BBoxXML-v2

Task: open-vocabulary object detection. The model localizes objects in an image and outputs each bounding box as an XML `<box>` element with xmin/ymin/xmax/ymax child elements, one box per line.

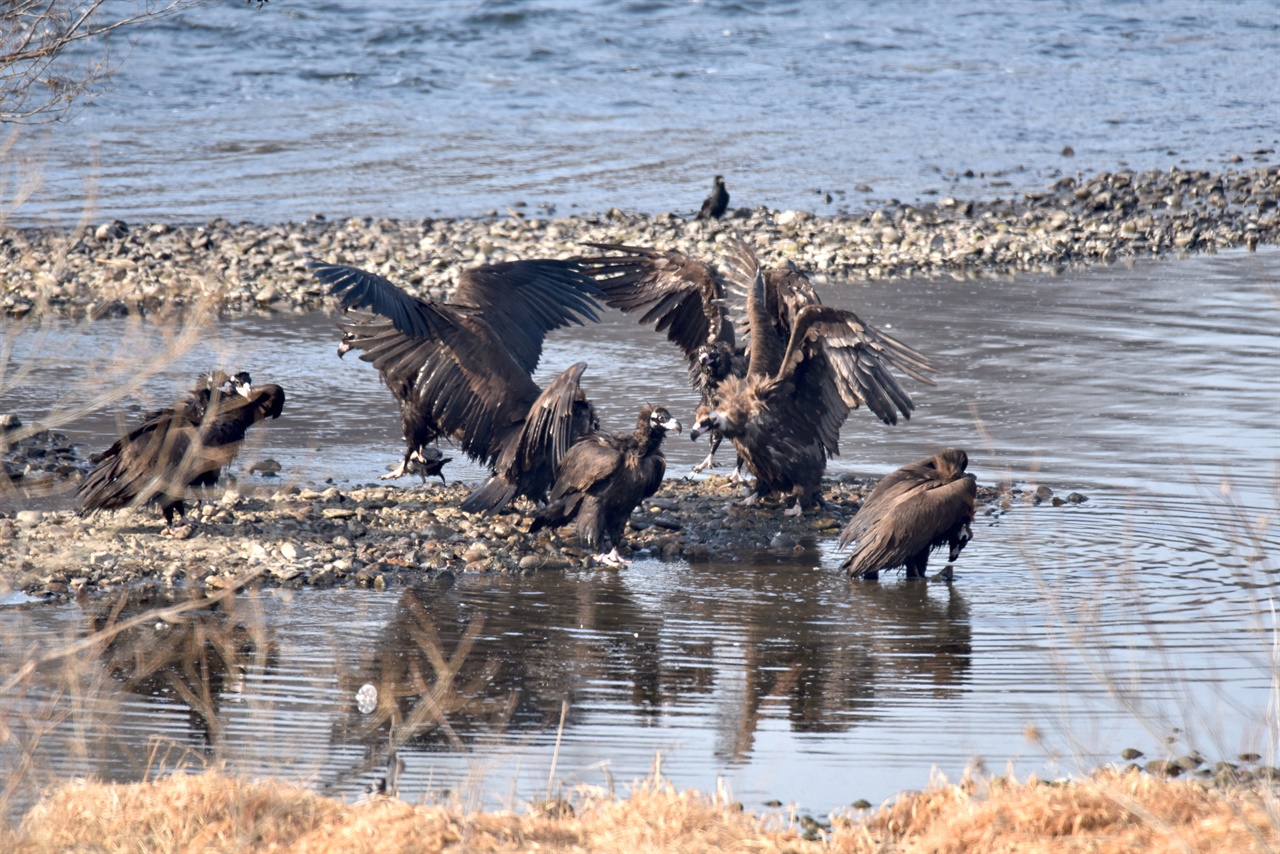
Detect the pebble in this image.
<box><xmin>0</xmin><ymin>166</ymin><xmax>1272</xmax><ymax>321</ymax></box>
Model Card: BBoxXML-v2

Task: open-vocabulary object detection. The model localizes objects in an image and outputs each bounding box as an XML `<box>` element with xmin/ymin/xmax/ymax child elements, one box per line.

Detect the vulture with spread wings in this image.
<box><xmin>311</xmin><ymin>259</ymin><xmax>603</xmax><ymax>514</ymax></box>
<box><xmin>575</xmin><ymin>241</ymin><xmax>747</xmax><ymax>475</ymax></box>
<box><xmin>77</xmin><ymin>371</ymin><xmax>286</xmax><ymax>525</ymax></box>
<box><xmin>839</xmin><ymin>449</ymin><xmax>977</xmax><ymax>580</ymax></box>
<box><xmin>529</xmin><ymin>404</ymin><xmax>682</xmax><ymax>567</ymax></box>
<box><xmin>683</xmin><ymin>237</ymin><xmax>937</xmax><ymax>512</ymax></box>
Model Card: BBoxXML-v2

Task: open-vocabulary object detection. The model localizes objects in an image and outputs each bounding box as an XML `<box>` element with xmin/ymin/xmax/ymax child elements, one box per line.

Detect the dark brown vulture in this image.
<box><xmin>686</xmin><ymin>238</ymin><xmax>937</xmax><ymax>513</ymax></box>
<box><xmin>839</xmin><ymin>449</ymin><xmax>977</xmax><ymax>580</ymax></box>
<box><xmin>697</xmin><ymin>175</ymin><xmax>730</xmax><ymax>220</ymax></box>
<box><xmin>575</xmin><ymin>241</ymin><xmax>746</xmax><ymax>476</ymax></box>
<box><xmin>77</xmin><ymin>372</ymin><xmax>286</xmax><ymax>525</ymax></box>
<box><xmin>310</xmin><ymin>259</ymin><xmax>604</xmax><ymax>513</ymax></box>
<box><xmin>528</xmin><ymin>405</ymin><xmax>681</xmax><ymax>566</ymax></box>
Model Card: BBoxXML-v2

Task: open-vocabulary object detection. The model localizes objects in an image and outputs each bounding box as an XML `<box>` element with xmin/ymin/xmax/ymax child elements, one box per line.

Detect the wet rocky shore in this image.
<box><xmin>1</xmin><ymin>461</ymin><xmax>1063</xmax><ymax>603</ymax></box>
<box><xmin>1</xmin><ymin>163</ymin><xmax>1267</xmax><ymax>602</ymax></box>
<box><xmin>1</xmin><ymin>165</ymin><xmax>1275</xmax><ymax>320</ymax></box>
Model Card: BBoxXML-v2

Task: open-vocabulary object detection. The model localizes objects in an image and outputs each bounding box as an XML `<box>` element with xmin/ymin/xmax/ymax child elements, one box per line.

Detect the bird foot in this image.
<box><xmin>692</xmin><ymin>453</ymin><xmax>718</xmax><ymax>474</ymax></box>
<box><xmin>594</xmin><ymin>548</ymin><xmax>630</xmax><ymax>567</ymax></box>
<box><xmin>727</xmin><ymin>468</ymin><xmax>747</xmax><ymax>484</ymax></box>
<box><xmin>738</xmin><ymin>493</ymin><xmax>760</xmax><ymax>507</ymax></box>
<box><xmin>165</xmin><ymin>523</ymin><xmax>197</xmax><ymax>540</ymax></box>
<box><xmin>783</xmin><ymin>503</ymin><xmax>804</xmax><ymax>517</ymax></box>
<box><xmin>380</xmin><ymin>463</ymin><xmax>409</xmax><ymax>480</ymax></box>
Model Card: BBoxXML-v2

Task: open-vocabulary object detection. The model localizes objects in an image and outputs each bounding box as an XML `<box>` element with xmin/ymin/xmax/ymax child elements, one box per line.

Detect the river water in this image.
<box><xmin>2</xmin><ymin>248</ymin><xmax>1277</xmax><ymax>818</ymax></box>
<box><xmin>5</xmin><ymin>0</ymin><xmax>1278</xmax><ymax>226</ymax></box>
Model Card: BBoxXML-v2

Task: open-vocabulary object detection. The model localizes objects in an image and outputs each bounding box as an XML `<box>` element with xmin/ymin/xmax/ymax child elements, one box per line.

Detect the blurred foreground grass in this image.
<box><xmin>2</xmin><ymin>764</ymin><xmax>1275</xmax><ymax>853</ymax></box>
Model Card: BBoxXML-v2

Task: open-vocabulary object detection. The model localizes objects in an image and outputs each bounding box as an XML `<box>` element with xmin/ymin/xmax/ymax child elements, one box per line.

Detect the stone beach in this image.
<box><xmin>2</xmin><ymin>165</ymin><xmax>1275</xmax><ymax>320</ymax></box>
<box><xmin>1</xmin><ymin>163</ymin><xmax>1274</xmax><ymax>602</ymax></box>
<box><xmin>1</xmin><ymin>466</ymin><xmax>1038</xmax><ymax>603</ymax></box>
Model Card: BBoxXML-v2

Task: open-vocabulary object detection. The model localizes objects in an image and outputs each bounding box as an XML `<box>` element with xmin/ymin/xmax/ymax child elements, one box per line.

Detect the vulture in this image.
<box><xmin>574</xmin><ymin>241</ymin><xmax>746</xmax><ymax>476</ymax></box>
<box><xmin>685</xmin><ymin>238</ymin><xmax>937</xmax><ymax>513</ymax></box>
<box><xmin>839</xmin><ymin>449</ymin><xmax>977</xmax><ymax>580</ymax></box>
<box><xmin>529</xmin><ymin>405</ymin><xmax>681</xmax><ymax>566</ymax></box>
<box><xmin>697</xmin><ymin>175</ymin><xmax>730</xmax><ymax>220</ymax></box>
<box><xmin>310</xmin><ymin>259</ymin><xmax>604</xmax><ymax>513</ymax></box>
<box><xmin>77</xmin><ymin>371</ymin><xmax>286</xmax><ymax>525</ymax></box>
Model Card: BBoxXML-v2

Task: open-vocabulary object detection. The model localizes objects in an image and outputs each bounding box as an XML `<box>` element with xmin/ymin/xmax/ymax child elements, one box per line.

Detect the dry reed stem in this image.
<box><xmin>3</xmin><ymin>766</ymin><xmax>1276</xmax><ymax>853</ymax></box>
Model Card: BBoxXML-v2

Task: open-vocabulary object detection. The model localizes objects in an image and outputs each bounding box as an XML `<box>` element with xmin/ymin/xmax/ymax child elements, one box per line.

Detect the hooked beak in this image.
<box><xmin>663</xmin><ymin>417</ymin><xmax>682</xmax><ymax>435</ymax></box>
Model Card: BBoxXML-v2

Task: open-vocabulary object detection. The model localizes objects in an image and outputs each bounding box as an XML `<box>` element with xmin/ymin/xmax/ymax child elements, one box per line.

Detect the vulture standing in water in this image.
<box><xmin>529</xmin><ymin>405</ymin><xmax>681</xmax><ymax>566</ymax></box>
<box><xmin>839</xmin><ymin>449</ymin><xmax>977</xmax><ymax>580</ymax></box>
<box><xmin>77</xmin><ymin>372</ymin><xmax>286</xmax><ymax>525</ymax></box>
<box><xmin>310</xmin><ymin>259</ymin><xmax>603</xmax><ymax>514</ymax></box>
<box><xmin>697</xmin><ymin>175</ymin><xmax>730</xmax><ymax>220</ymax></box>
<box><xmin>686</xmin><ymin>238</ymin><xmax>937</xmax><ymax>513</ymax></box>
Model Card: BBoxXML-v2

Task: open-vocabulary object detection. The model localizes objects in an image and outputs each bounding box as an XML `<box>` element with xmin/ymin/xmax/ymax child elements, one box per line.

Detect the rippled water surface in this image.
<box><xmin>2</xmin><ymin>249</ymin><xmax>1277</xmax><ymax>817</ymax></box>
<box><xmin>7</xmin><ymin>0</ymin><xmax>1278</xmax><ymax>225</ymax></box>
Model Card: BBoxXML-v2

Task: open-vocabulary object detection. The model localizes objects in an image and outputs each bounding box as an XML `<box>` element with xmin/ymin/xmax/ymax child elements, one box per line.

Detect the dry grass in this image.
<box><xmin>1</xmin><ymin>766</ymin><xmax>1275</xmax><ymax>853</ymax></box>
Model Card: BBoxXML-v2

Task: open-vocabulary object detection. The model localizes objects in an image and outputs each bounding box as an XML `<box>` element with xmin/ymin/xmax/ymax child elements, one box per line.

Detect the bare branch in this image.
<box><xmin>1</xmin><ymin>1</ymin><xmax>266</xmax><ymax>124</ymax></box>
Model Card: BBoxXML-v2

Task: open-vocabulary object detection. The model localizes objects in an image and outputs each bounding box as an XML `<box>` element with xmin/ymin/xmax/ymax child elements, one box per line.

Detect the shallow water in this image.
<box><xmin>7</xmin><ymin>0</ymin><xmax>1278</xmax><ymax>226</ymax></box>
<box><xmin>2</xmin><ymin>248</ymin><xmax>1278</xmax><ymax>817</ymax></box>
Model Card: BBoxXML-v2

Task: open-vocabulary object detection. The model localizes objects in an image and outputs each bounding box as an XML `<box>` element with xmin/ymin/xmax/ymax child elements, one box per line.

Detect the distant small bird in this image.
<box><xmin>697</xmin><ymin>175</ymin><xmax>729</xmax><ymax>220</ymax></box>
<box><xmin>839</xmin><ymin>449</ymin><xmax>977</xmax><ymax>580</ymax></box>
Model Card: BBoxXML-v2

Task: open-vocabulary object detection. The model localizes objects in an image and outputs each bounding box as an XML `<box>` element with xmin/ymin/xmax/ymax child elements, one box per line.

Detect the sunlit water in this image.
<box><xmin>6</xmin><ymin>0</ymin><xmax>1278</xmax><ymax>226</ymax></box>
<box><xmin>2</xmin><ymin>248</ymin><xmax>1278</xmax><ymax>818</ymax></box>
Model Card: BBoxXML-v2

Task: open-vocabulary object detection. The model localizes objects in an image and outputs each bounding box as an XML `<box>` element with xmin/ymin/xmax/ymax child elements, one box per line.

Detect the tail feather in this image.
<box><xmin>460</xmin><ymin>476</ymin><xmax>518</xmax><ymax>515</ymax></box>
<box><xmin>529</xmin><ymin>493</ymin><xmax>583</xmax><ymax>534</ymax></box>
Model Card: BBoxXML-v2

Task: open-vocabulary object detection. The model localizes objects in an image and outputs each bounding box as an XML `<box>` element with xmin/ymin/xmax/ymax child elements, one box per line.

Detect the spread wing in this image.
<box><xmin>719</xmin><ymin>237</ymin><xmax>787</xmax><ymax>380</ymax></box>
<box><xmin>460</xmin><ymin>362</ymin><xmax>594</xmax><ymax>513</ymax></box>
<box><xmin>316</xmin><ymin>261</ymin><xmax>594</xmax><ymax>466</ymax></box>
<box><xmin>777</xmin><ymin>304</ymin><xmax>937</xmax><ymax>426</ymax></box>
<box><xmin>577</xmin><ymin>243</ymin><xmax>736</xmax><ymax>362</ymax></box>
<box><xmin>311</xmin><ymin>262</ymin><xmax>457</xmax><ymax>341</ymax></box>
<box><xmin>516</xmin><ymin>362</ymin><xmax>591</xmax><ymax>474</ymax></box>
<box><xmin>451</xmin><ymin>259</ymin><xmax>605</xmax><ymax>374</ymax></box>
<box><xmin>338</xmin><ymin>312</ymin><xmax>441</xmax><ymax>406</ymax></box>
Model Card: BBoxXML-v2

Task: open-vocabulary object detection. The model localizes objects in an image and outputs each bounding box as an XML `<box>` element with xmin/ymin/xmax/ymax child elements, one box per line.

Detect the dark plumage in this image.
<box><xmin>528</xmin><ymin>405</ymin><xmax>681</xmax><ymax>566</ymax></box>
<box><xmin>459</xmin><ymin>361</ymin><xmax>599</xmax><ymax>514</ymax></box>
<box><xmin>687</xmin><ymin>238</ymin><xmax>937</xmax><ymax>512</ymax></box>
<box><xmin>400</xmin><ymin>445</ymin><xmax>452</xmax><ymax>485</ymax></box>
<box><xmin>839</xmin><ymin>449</ymin><xmax>977</xmax><ymax>580</ymax></box>
<box><xmin>311</xmin><ymin>259</ymin><xmax>604</xmax><ymax>512</ymax></box>
<box><xmin>697</xmin><ymin>175</ymin><xmax>730</xmax><ymax>220</ymax></box>
<box><xmin>575</xmin><ymin>242</ymin><xmax>746</xmax><ymax>475</ymax></box>
<box><xmin>77</xmin><ymin>373</ymin><xmax>285</xmax><ymax>525</ymax></box>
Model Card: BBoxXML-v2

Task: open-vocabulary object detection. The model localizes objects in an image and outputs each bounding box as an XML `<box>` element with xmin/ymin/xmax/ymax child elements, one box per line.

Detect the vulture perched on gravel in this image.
<box><xmin>684</xmin><ymin>237</ymin><xmax>937</xmax><ymax>512</ymax></box>
<box><xmin>528</xmin><ymin>405</ymin><xmax>681</xmax><ymax>566</ymax></box>
<box><xmin>839</xmin><ymin>449</ymin><xmax>977</xmax><ymax>580</ymax></box>
<box><xmin>311</xmin><ymin>259</ymin><xmax>604</xmax><ymax>513</ymax></box>
<box><xmin>77</xmin><ymin>371</ymin><xmax>285</xmax><ymax>525</ymax></box>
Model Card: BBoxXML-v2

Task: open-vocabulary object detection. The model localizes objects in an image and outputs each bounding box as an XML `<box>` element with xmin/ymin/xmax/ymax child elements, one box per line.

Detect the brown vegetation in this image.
<box><xmin>3</xmin><ymin>766</ymin><xmax>1275</xmax><ymax>853</ymax></box>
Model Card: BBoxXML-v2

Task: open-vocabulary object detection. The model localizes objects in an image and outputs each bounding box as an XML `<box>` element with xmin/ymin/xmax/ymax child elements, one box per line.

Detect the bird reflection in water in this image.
<box><xmin>87</xmin><ymin>588</ymin><xmax>278</xmax><ymax>756</ymax></box>
<box><xmin>335</xmin><ymin>555</ymin><xmax>971</xmax><ymax>777</ymax></box>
